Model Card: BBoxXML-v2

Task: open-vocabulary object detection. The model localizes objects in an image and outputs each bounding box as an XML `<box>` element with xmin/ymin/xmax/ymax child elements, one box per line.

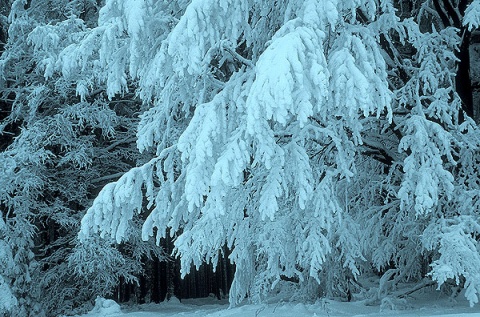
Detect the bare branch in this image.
<box><xmin>104</xmin><ymin>137</ymin><xmax>137</xmax><ymax>152</ymax></box>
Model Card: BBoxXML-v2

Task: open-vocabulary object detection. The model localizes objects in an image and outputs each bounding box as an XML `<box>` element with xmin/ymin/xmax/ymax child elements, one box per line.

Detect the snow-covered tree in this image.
<box><xmin>0</xmin><ymin>1</ymin><xmax>164</xmax><ymax>315</ymax></box>
<box><xmin>9</xmin><ymin>0</ymin><xmax>480</xmax><ymax>309</ymax></box>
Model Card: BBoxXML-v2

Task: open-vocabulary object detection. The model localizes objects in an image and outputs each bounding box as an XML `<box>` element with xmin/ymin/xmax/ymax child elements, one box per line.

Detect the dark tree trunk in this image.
<box><xmin>456</xmin><ymin>30</ymin><xmax>474</xmax><ymax>120</ymax></box>
<box><xmin>151</xmin><ymin>259</ymin><xmax>161</xmax><ymax>302</ymax></box>
<box><xmin>113</xmin><ymin>242</ymin><xmax>235</xmax><ymax>304</ymax></box>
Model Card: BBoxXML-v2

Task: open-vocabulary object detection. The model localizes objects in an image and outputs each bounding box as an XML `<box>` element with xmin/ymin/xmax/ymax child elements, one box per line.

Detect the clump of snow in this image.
<box><xmin>87</xmin><ymin>297</ymin><xmax>121</xmax><ymax>316</ymax></box>
<box><xmin>167</xmin><ymin>296</ymin><xmax>181</xmax><ymax>304</ymax></box>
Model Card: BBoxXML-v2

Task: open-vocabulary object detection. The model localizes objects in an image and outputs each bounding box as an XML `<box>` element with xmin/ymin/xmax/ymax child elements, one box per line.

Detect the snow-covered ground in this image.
<box><xmin>77</xmin><ymin>290</ymin><xmax>480</xmax><ymax>317</ymax></box>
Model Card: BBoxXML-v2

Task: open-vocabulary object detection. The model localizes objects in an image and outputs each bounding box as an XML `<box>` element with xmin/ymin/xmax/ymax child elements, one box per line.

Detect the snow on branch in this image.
<box><xmin>78</xmin><ymin>146</ymin><xmax>178</xmax><ymax>244</ymax></box>
<box><xmin>423</xmin><ymin>216</ymin><xmax>480</xmax><ymax>306</ymax></box>
<box><xmin>328</xmin><ymin>31</ymin><xmax>392</xmax><ymax>130</ymax></box>
<box><xmin>246</xmin><ymin>22</ymin><xmax>328</xmax><ymax>133</ymax></box>
<box><xmin>165</xmin><ymin>0</ymin><xmax>250</xmax><ymax>76</ymax></box>
<box><xmin>464</xmin><ymin>0</ymin><xmax>480</xmax><ymax>31</ymax></box>
<box><xmin>398</xmin><ymin>115</ymin><xmax>455</xmax><ymax>215</ymax></box>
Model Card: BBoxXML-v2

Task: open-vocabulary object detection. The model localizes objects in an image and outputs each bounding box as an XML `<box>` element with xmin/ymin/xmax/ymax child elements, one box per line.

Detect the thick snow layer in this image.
<box><xmin>76</xmin><ymin>292</ymin><xmax>480</xmax><ymax>317</ymax></box>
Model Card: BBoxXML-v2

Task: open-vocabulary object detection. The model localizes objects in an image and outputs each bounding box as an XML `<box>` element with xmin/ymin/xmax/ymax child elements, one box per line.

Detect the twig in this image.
<box><xmin>207</xmin><ymin>74</ymin><xmax>225</xmax><ymax>89</ymax></box>
<box><xmin>104</xmin><ymin>137</ymin><xmax>137</xmax><ymax>152</ymax></box>
<box><xmin>222</xmin><ymin>44</ymin><xmax>254</xmax><ymax>68</ymax></box>
<box><xmin>91</xmin><ymin>172</ymin><xmax>125</xmax><ymax>184</ymax></box>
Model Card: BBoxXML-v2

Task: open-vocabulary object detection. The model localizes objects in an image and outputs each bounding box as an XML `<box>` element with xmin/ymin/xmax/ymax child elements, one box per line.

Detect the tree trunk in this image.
<box><xmin>456</xmin><ymin>29</ymin><xmax>474</xmax><ymax>120</ymax></box>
